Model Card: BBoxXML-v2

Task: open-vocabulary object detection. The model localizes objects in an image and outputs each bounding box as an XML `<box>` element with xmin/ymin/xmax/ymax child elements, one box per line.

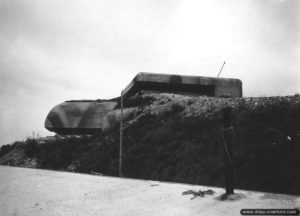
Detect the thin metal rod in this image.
<box><xmin>119</xmin><ymin>91</ymin><xmax>124</xmax><ymax>177</ymax></box>
<box><xmin>217</xmin><ymin>61</ymin><xmax>226</xmax><ymax>78</ymax></box>
<box><xmin>222</xmin><ymin>107</ymin><xmax>234</xmax><ymax>194</ymax></box>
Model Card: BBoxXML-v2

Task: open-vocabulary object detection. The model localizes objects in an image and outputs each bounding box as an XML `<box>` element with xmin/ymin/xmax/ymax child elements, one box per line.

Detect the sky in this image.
<box><xmin>0</xmin><ymin>0</ymin><xmax>299</xmax><ymax>146</ymax></box>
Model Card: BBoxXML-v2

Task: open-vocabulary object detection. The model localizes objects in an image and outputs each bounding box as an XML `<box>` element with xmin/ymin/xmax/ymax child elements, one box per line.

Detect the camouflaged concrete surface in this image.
<box><xmin>123</xmin><ymin>72</ymin><xmax>242</xmax><ymax>98</ymax></box>
<box><xmin>45</xmin><ymin>101</ymin><xmax>117</xmax><ymax>134</ymax></box>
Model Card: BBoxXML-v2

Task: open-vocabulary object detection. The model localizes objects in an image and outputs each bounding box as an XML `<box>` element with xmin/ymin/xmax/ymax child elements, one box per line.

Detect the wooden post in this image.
<box><xmin>119</xmin><ymin>91</ymin><xmax>124</xmax><ymax>177</ymax></box>
<box><xmin>222</xmin><ymin>107</ymin><xmax>234</xmax><ymax>194</ymax></box>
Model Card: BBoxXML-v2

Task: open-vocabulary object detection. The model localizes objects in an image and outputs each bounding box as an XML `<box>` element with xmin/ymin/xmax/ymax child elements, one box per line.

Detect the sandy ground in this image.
<box><xmin>0</xmin><ymin>165</ymin><xmax>299</xmax><ymax>216</ymax></box>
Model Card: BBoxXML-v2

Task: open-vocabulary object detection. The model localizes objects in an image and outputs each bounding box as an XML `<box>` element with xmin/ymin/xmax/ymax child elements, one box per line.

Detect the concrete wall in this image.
<box><xmin>123</xmin><ymin>72</ymin><xmax>242</xmax><ymax>98</ymax></box>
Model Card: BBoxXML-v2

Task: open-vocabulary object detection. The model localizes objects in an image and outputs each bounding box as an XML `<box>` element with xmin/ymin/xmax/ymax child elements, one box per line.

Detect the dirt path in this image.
<box><xmin>0</xmin><ymin>165</ymin><xmax>299</xmax><ymax>216</ymax></box>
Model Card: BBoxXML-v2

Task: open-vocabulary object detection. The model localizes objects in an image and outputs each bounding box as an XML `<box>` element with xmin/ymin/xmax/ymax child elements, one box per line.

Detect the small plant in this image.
<box><xmin>0</xmin><ymin>144</ymin><xmax>13</xmax><ymax>157</ymax></box>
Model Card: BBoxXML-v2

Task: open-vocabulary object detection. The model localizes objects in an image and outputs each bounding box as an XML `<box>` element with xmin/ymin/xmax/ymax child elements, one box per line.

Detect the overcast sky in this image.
<box><xmin>0</xmin><ymin>0</ymin><xmax>299</xmax><ymax>145</ymax></box>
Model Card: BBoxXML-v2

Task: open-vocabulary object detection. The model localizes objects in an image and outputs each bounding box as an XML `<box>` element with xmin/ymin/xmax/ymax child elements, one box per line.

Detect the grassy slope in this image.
<box><xmin>1</xmin><ymin>93</ymin><xmax>300</xmax><ymax>195</ymax></box>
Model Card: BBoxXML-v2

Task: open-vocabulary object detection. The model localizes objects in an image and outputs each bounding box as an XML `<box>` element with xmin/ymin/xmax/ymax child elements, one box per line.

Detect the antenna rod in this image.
<box><xmin>119</xmin><ymin>90</ymin><xmax>124</xmax><ymax>177</ymax></box>
<box><xmin>217</xmin><ymin>61</ymin><xmax>226</xmax><ymax>78</ymax></box>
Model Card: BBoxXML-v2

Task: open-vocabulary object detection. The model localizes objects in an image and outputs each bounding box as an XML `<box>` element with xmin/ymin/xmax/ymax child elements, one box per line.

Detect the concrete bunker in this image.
<box><xmin>122</xmin><ymin>72</ymin><xmax>242</xmax><ymax>98</ymax></box>
<box><xmin>45</xmin><ymin>72</ymin><xmax>242</xmax><ymax>135</ymax></box>
<box><xmin>45</xmin><ymin>101</ymin><xmax>117</xmax><ymax>135</ymax></box>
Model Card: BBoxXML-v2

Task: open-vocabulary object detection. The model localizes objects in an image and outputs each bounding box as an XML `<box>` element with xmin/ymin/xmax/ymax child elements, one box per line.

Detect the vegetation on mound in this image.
<box><xmin>1</xmin><ymin>94</ymin><xmax>300</xmax><ymax>195</ymax></box>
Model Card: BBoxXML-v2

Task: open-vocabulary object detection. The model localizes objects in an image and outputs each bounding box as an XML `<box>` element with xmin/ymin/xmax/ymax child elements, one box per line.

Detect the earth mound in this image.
<box><xmin>1</xmin><ymin>93</ymin><xmax>300</xmax><ymax>195</ymax></box>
